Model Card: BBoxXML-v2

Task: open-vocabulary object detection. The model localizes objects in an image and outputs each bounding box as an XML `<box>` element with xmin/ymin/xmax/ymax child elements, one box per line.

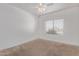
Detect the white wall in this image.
<box><xmin>37</xmin><ymin>7</ymin><xmax>79</xmax><ymax>46</ymax></box>
<box><xmin>0</xmin><ymin>4</ymin><xmax>79</xmax><ymax>49</ymax></box>
<box><xmin>0</xmin><ymin>4</ymin><xmax>37</xmax><ymax>49</ymax></box>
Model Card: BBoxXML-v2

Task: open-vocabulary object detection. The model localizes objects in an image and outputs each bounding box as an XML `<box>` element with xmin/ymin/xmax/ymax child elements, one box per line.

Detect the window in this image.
<box><xmin>45</xmin><ymin>19</ymin><xmax>64</xmax><ymax>35</ymax></box>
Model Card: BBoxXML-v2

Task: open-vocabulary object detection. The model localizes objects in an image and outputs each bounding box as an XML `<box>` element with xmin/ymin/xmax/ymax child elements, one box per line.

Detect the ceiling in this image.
<box><xmin>7</xmin><ymin>3</ymin><xmax>79</xmax><ymax>16</ymax></box>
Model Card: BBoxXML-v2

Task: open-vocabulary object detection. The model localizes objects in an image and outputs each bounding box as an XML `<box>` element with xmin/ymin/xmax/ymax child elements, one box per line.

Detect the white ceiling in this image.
<box><xmin>7</xmin><ymin>3</ymin><xmax>79</xmax><ymax>16</ymax></box>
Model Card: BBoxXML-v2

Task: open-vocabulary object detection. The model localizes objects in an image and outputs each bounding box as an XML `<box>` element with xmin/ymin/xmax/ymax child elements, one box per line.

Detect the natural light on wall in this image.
<box><xmin>45</xmin><ymin>19</ymin><xmax>64</xmax><ymax>35</ymax></box>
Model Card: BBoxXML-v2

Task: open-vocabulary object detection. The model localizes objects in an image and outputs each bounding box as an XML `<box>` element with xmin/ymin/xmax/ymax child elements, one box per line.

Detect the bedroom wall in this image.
<box><xmin>37</xmin><ymin>6</ymin><xmax>79</xmax><ymax>46</ymax></box>
<box><xmin>0</xmin><ymin>4</ymin><xmax>37</xmax><ymax>49</ymax></box>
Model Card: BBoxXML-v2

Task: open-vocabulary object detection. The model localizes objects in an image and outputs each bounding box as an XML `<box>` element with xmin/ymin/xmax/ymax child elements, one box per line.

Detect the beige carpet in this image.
<box><xmin>0</xmin><ymin>39</ymin><xmax>79</xmax><ymax>56</ymax></box>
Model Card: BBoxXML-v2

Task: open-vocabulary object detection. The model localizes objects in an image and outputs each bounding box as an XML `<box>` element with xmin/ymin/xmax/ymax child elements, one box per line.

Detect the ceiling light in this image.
<box><xmin>36</xmin><ymin>3</ymin><xmax>47</xmax><ymax>15</ymax></box>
